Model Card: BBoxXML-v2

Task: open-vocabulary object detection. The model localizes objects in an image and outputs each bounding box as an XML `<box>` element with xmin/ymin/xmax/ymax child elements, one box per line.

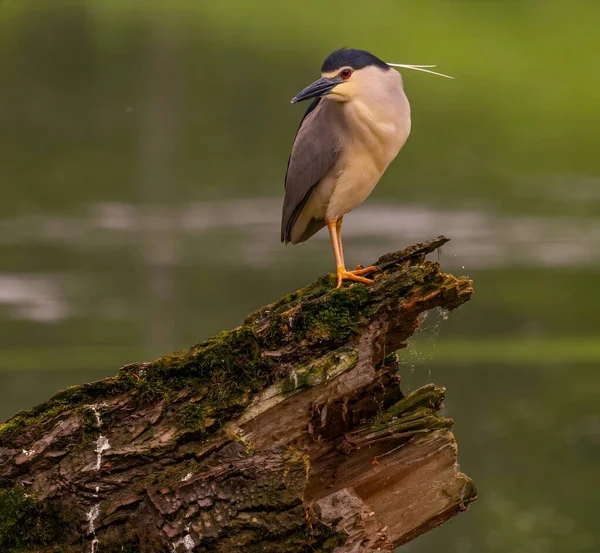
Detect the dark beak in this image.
<box><xmin>291</xmin><ymin>76</ymin><xmax>342</xmax><ymax>104</ymax></box>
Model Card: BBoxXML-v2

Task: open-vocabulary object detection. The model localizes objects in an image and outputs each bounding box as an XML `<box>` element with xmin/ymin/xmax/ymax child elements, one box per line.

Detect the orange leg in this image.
<box><xmin>327</xmin><ymin>218</ymin><xmax>378</xmax><ymax>288</ymax></box>
<box><xmin>335</xmin><ymin>218</ymin><xmax>345</xmax><ymax>268</ymax></box>
<box><xmin>336</xmin><ymin>217</ymin><xmax>378</xmax><ymax>274</ymax></box>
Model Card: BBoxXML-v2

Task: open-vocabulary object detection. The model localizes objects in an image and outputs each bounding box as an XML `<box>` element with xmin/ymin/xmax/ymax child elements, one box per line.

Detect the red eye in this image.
<box><xmin>340</xmin><ymin>69</ymin><xmax>352</xmax><ymax>80</ymax></box>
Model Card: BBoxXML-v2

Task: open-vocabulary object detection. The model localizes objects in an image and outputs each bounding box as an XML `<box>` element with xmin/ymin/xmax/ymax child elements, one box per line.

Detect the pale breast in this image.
<box><xmin>326</xmin><ymin>71</ymin><xmax>411</xmax><ymax>220</ymax></box>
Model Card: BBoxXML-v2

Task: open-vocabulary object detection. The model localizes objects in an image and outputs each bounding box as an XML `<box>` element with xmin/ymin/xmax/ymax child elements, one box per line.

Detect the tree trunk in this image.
<box><xmin>0</xmin><ymin>236</ymin><xmax>476</xmax><ymax>553</ymax></box>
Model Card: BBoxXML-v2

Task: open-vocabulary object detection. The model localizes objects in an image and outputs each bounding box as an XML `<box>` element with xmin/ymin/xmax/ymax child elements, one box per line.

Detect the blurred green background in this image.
<box><xmin>1</xmin><ymin>1</ymin><xmax>599</xmax><ymax>552</ymax></box>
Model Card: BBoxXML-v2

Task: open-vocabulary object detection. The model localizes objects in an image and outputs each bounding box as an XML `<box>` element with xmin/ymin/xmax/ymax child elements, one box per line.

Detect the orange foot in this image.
<box><xmin>336</xmin><ymin>266</ymin><xmax>378</xmax><ymax>288</ymax></box>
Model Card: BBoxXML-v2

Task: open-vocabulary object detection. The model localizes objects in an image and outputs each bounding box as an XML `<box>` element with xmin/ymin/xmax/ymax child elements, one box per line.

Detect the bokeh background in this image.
<box><xmin>1</xmin><ymin>1</ymin><xmax>599</xmax><ymax>552</ymax></box>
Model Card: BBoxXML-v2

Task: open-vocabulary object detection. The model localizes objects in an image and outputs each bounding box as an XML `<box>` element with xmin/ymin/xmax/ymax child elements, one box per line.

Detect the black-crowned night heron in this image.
<box><xmin>281</xmin><ymin>48</ymin><xmax>452</xmax><ymax>288</ymax></box>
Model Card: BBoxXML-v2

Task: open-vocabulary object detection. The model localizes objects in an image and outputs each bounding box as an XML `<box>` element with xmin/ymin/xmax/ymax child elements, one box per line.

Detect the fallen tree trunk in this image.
<box><xmin>0</xmin><ymin>236</ymin><xmax>476</xmax><ymax>553</ymax></box>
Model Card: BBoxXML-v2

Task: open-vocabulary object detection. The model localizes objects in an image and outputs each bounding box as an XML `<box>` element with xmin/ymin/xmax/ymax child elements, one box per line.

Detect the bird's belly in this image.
<box><xmin>326</xmin><ymin>139</ymin><xmax>404</xmax><ymax>220</ymax></box>
<box><xmin>326</xmin><ymin>167</ymin><xmax>378</xmax><ymax>219</ymax></box>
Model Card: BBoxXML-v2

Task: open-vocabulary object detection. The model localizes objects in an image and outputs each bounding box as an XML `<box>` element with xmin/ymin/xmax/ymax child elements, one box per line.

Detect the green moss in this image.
<box><xmin>78</xmin><ymin>406</ymin><xmax>101</xmax><ymax>444</ymax></box>
<box><xmin>0</xmin><ymin>415</ymin><xmax>25</xmax><ymax>443</ymax></box>
<box><xmin>266</xmin><ymin>290</ymin><xmax>300</xmax><ymax>312</ymax></box>
<box><xmin>374</xmin><ymin>383</ymin><xmax>445</xmax><ymax>426</ymax></box>
<box><xmin>179</xmin><ymin>404</ymin><xmax>209</xmax><ymax>434</ymax></box>
<box><xmin>0</xmin><ymin>488</ymin><xmax>65</xmax><ymax>551</ymax></box>
<box><xmin>379</xmin><ymin>408</ymin><xmax>453</xmax><ymax>435</ymax></box>
<box><xmin>260</xmin><ymin>318</ymin><xmax>286</xmax><ymax>350</ymax></box>
<box><xmin>0</xmin><ymin>403</ymin><xmax>72</xmax><ymax>446</ymax></box>
<box><xmin>295</xmin><ymin>286</ymin><xmax>371</xmax><ymax>343</ymax></box>
<box><xmin>0</xmin><ymin>371</ymin><xmax>135</xmax><ymax>446</ymax></box>
<box><xmin>148</xmin><ymin>327</ymin><xmax>271</xmax><ymax>388</ymax></box>
<box><xmin>256</xmin><ymin>281</ymin><xmax>373</xmax><ymax>349</ymax></box>
<box><xmin>117</xmin><ymin>326</ymin><xmax>274</xmax><ymax>410</ymax></box>
<box><xmin>366</xmin><ymin>384</ymin><xmax>452</xmax><ymax>436</ymax></box>
<box><xmin>165</xmin><ymin>328</ymin><xmax>274</xmax><ymax>401</ymax></box>
<box><xmin>145</xmin><ymin>327</ymin><xmax>277</xmax><ymax>438</ymax></box>
<box><xmin>280</xmin><ymin>372</ymin><xmax>306</xmax><ymax>395</ymax></box>
<box><xmin>280</xmin><ymin>347</ymin><xmax>358</xmax><ymax>397</ymax></box>
<box><xmin>134</xmin><ymin>377</ymin><xmax>169</xmax><ymax>403</ymax></box>
<box><xmin>2</xmin><ymin>326</ymin><xmax>276</xmax><ymax>447</ymax></box>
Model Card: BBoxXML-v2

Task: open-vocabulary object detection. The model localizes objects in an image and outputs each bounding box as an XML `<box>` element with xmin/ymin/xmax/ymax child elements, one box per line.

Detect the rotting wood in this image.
<box><xmin>0</xmin><ymin>236</ymin><xmax>476</xmax><ymax>553</ymax></box>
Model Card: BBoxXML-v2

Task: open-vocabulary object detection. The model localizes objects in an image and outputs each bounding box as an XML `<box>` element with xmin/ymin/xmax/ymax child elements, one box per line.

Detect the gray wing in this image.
<box><xmin>281</xmin><ymin>98</ymin><xmax>340</xmax><ymax>244</ymax></box>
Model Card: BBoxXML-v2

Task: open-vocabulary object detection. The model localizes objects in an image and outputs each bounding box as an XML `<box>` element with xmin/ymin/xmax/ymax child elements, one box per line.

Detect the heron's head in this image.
<box><xmin>291</xmin><ymin>48</ymin><xmax>453</xmax><ymax>104</ymax></box>
<box><xmin>291</xmin><ymin>48</ymin><xmax>391</xmax><ymax>104</ymax></box>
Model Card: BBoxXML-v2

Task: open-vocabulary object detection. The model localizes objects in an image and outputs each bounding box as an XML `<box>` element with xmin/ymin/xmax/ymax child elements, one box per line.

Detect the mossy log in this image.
<box><xmin>0</xmin><ymin>236</ymin><xmax>476</xmax><ymax>553</ymax></box>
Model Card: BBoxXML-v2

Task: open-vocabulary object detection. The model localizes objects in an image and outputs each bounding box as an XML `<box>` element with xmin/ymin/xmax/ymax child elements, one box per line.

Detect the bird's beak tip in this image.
<box><xmin>290</xmin><ymin>97</ymin><xmax>299</xmax><ymax>104</ymax></box>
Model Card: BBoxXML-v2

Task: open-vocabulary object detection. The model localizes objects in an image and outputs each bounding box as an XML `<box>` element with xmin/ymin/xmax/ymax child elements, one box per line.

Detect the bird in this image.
<box><xmin>281</xmin><ymin>48</ymin><xmax>452</xmax><ymax>288</ymax></box>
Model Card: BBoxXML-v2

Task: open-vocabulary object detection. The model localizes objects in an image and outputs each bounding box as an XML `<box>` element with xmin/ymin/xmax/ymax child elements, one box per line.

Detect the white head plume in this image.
<box><xmin>386</xmin><ymin>63</ymin><xmax>454</xmax><ymax>79</ymax></box>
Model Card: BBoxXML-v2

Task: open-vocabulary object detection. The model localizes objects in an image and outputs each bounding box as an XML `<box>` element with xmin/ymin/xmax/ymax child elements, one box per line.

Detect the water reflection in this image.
<box><xmin>3</xmin><ymin>199</ymin><xmax>600</xmax><ymax>326</ymax></box>
<box><xmin>4</xmin><ymin>198</ymin><xmax>600</xmax><ymax>258</ymax></box>
<box><xmin>0</xmin><ymin>274</ymin><xmax>67</xmax><ymax>322</ymax></box>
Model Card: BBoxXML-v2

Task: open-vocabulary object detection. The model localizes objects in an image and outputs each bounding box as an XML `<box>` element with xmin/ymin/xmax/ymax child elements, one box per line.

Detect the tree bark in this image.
<box><xmin>0</xmin><ymin>236</ymin><xmax>476</xmax><ymax>553</ymax></box>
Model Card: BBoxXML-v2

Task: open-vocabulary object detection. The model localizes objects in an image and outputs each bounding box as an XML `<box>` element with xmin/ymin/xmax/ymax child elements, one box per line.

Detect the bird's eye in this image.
<box><xmin>340</xmin><ymin>69</ymin><xmax>352</xmax><ymax>80</ymax></box>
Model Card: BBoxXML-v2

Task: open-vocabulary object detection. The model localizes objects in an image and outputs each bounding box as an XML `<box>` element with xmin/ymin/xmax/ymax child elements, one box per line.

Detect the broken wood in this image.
<box><xmin>0</xmin><ymin>236</ymin><xmax>476</xmax><ymax>552</ymax></box>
